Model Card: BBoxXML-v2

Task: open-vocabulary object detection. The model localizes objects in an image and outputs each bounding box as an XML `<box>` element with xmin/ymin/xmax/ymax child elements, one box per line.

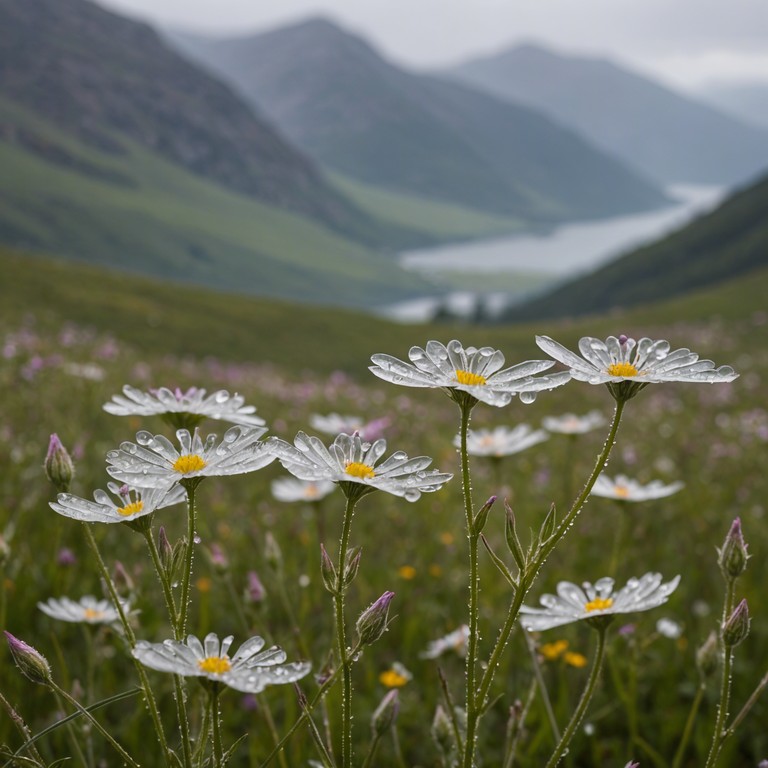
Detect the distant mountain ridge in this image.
<box><xmin>448</xmin><ymin>43</ymin><xmax>768</xmax><ymax>186</ymax></box>
<box><xmin>0</xmin><ymin>0</ymin><xmax>399</xmax><ymax>244</ymax></box>
<box><xmin>171</xmin><ymin>18</ymin><xmax>668</xmax><ymax>223</ymax></box>
<box><xmin>502</xmin><ymin>171</ymin><xmax>768</xmax><ymax>322</ymax></box>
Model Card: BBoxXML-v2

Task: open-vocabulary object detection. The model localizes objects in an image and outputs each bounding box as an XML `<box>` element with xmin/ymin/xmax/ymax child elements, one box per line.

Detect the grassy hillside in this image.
<box><xmin>3</xmin><ymin>244</ymin><xmax>766</xmax><ymax>375</ymax></box>
<box><xmin>0</xmin><ymin>98</ymin><xmax>451</xmax><ymax>309</ymax></box>
<box><xmin>504</xmin><ymin>172</ymin><xmax>768</xmax><ymax>322</ymax></box>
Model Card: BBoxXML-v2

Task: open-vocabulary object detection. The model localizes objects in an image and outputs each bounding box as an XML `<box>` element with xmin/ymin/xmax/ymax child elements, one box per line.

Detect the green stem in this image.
<box><xmin>178</xmin><ymin>480</ymin><xmax>200</xmax><ymax>638</ymax></box>
<box><xmin>210</xmin><ymin>688</ymin><xmax>224</xmax><ymax>768</ymax></box>
<box><xmin>259</xmin><ymin>694</ymin><xmax>290</xmax><ymax>768</ymax></box>
<box><xmin>705</xmin><ymin>580</ymin><xmax>738</xmax><ymax>768</ymax></box>
<box><xmin>724</xmin><ymin>668</ymin><xmax>768</xmax><ymax>739</ymax></box>
<box><xmin>334</xmin><ymin>493</ymin><xmax>357</xmax><ymax>768</ymax></box>
<box><xmin>524</xmin><ymin>632</ymin><xmax>561</xmax><ymax>744</ymax></box>
<box><xmin>672</xmin><ymin>682</ymin><xmax>706</xmax><ymax>768</ymax></box>
<box><xmin>502</xmin><ymin>677</ymin><xmax>537</xmax><ymax>768</ymax></box>
<box><xmin>545</xmin><ymin>626</ymin><xmax>608</xmax><ymax>768</ymax></box>
<box><xmin>81</xmin><ymin>523</ymin><xmax>174</xmax><ymax>765</ymax></box>
<box><xmin>458</xmin><ymin>401</ymin><xmax>482</xmax><ymax>768</ymax></box>
<box><xmin>474</xmin><ymin>401</ymin><xmax>625</xmax><ymax>714</ymax></box>
<box><xmin>173</xmin><ymin>675</ymin><xmax>194</xmax><ymax>768</ymax></box>
<box><xmin>258</xmin><ymin>655</ymin><xmax>349</xmax><ymax>766</ymax></box>
<box><xmin>361</xmin><ymin>732</ymin><xmax>384</xmax><ymax>768</ymax></box>
<box><xmin>0</xmin><ymin>691</ymin><xmax>45</xmax><ymax>766</ymax></box>
<box><xmin>50</xmin><ymin>681</ymin><xmax>140</xmax><ymax>768</ymax></box>
<box><xmin>143</xmin><ymin>528</ymin><xmax>179</xmax><ymax>634</ymax></box>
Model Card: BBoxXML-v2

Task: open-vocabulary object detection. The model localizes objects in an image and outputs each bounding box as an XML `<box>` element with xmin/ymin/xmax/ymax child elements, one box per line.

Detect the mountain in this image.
<box><xmin>698</xmin><ymin>82</ymin><xmax>768</xmax><ymax>130</ymax></box>
<box><xmin>448</xmin><ymin>43</ymin><xmax>768</xmax><ymax>187</ymax></box>
<box><xmin>169</xmin><ymin>18</ymin><xmax>668</xmax><ymax>223</ymax></box>
<box><xmin>0</xmin><ymin>0</ymin><xmax>413</xmax><ymax>246</ymax></box>
<box><xmin>500</xmin><ymin>171</ymin><xmax>768</xmax><ymax>322</ymax></box>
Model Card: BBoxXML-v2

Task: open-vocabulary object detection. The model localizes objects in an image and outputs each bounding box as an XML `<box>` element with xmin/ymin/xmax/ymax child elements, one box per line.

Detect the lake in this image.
<box><xmin>381</xmin><ymin>184</ymin><xmax>726</xmax><ymax>322</ymax></box>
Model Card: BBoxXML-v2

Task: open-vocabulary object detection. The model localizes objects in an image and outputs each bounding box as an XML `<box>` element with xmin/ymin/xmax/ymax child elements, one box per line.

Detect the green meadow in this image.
<box><xmin>1</xmin><ymin>248</ymin><xmax>767</xmax><ymax>766</ymax></box>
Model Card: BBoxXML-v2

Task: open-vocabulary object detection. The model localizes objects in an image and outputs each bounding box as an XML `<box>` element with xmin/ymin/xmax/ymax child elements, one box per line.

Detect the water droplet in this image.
<box><xmin>193</xmin><ymin>535</ymin><xmax>202</xmax><ymax>544</ymax></box>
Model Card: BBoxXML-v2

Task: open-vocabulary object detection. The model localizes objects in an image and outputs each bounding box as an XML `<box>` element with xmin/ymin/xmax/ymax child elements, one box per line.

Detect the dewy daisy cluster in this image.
<box><xmin>591</xmin><ymin>473</ymin><xmax>684</xmax><ymax>502</ymax></box>
<box><xmin>370</xmin><ymin>339</ymin><xmax>571</xmax><ymax>407</ymax></box>
<box><xmin>520</xmin><ymin>573</ymin><xmax>681</xmax><ymax>631</ymax></box>
<box><xmin>133</xmin><ymin>632</ymin><xmax>310</xmax><ymax>693</ymax></box>
<box><xmin>536</xmin><ymin>334</ymin><xmax>738</xmax><ymax>401</ymax></box>
<box><xmin>106</xmin><ymin>426</ymin><xmax>274</xmax><ymax>489</ymax></box>
<box><xmin>270</xmin><ymin>431</ymin><xmax>452</xmax><ymax>502</ymax></box>
<box><xmin>104</xmin><ymin>385</ymin><xmax>265</xmax><ymax>428</ymax></box>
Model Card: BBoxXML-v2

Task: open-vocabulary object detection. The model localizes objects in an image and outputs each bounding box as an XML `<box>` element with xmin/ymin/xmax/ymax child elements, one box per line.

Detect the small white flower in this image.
<box><xmin>370</xmin><ymin>339</ymin><xmax>570</xmax><ymax>407</ymax></box>
<box><xmin>106</xmin><ymin>426</ymin><xmax>274</xmax><ymax>489</ymax></box>
<box><xmin>50</xmin><ymin>482</ymin><xmax>187</xmax><ymax>524</ymax></box>
<box><xmin>271</xmin><ymin>477</ymin><xmax>336</xmax><ymax>503</ymax></box>
<box><xmin>64</xmin><ymin>362</ymin><xmax>106</xmax><ymax>381</ymax></box>
<box><xmin>536</xmin><ymin>334</ymin><xmax>737</xmax><ymax>401</ymax></box>
<box><xmin>269</xmin><ymin>432</ymin><xmax>452</xmax><ymax>502</ymax></box>
<box><xmin>455</xmin><ymin>425</ymin><xmax>549</xmax><ymax>457</ymax></box>
<box><xmin>520</xmin><ymin>572</ymin><xmax>681</xmax><ymax>631</ymax></box>
<box><xmin>133</xmin><ymin>632</ymin><xmax>310</xmax><ymax>693</ymax></box>
<box><xmin>104</xmin><ymin>385</ymin><xmax>265</xmax><ymax>428</ymax></box>
<box><xmin>420</xmin><ymin>625</ymin><xmax>470</xmax><ymax>659</ymax></box>
<box><xmin>38</xmin><ymin>596</ymin><xmax>125</xmax><ymax>625</ymax></box>
<box><xmin>591</xmin><ymin>473</ymin><xmax>684</xmax><ymax>502</ymax></box>
<box><xmin>543</xmin><ymin>410</ymin><xmax>607</xmax><ymax>435</ymax></box>
<box><xmin>656</xmin><ymin>617</ymin><xmax>683</xmax><ymax>639</ymax></box>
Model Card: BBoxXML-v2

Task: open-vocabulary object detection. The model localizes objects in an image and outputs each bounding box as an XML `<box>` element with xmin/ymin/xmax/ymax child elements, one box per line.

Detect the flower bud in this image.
<box><xmin>320</xmin><ymin>544</ymin><xmax>337</xmax><ymax>593</ymax></box>
<box><xmin>718</xmin><ymin>518</ymin><xmax>749</xmax><ymax>581</ymax></box>
<box><xmin>696</xmin><ymin>630</ymin><xmax>720</xmax><ymax>679</ymax></box>
<box><xmin>471</xmin><ymin>495</ymin><xmax>496</xmax><ymax>535</ymax></box>
<box><xmin>44</xmin><ymin>434</ymin><xmax>74</xmax><ymax>492</ymax></box>
<box><xmin>371</xmin><ymin>689</ymin><xmax>400</xmax><ymax>738</ymax></box>
<box><xmin>4</xmin><ymin>631</ymin><xmax>52</xmax><ymax>685</ymax></box>
<box><xmin>158</xmin><ymin>527</ymin><xmax>173</xmax><ymax>569</ymax></box>
<box><xmin>722</xmin><ymin>598</ymin><xmax>750</xmax><ymax>647</ymax></box>
<box><xmin>56</xmin><ymin>547</ymin><xmax>76</xmax><ymax>567</ymax></box>
<box><xmin>112</xmin><ymin>561</ymin><xmax>134</xmax><ymax>595</ymax></box>
<box><xmin>343</xmin><ymin>546</ymin><xmax>362</xmax><ymax>587</ymax></box>
<box><xmin>207</xmin><ymin>543</ymin><xmax>229</xmax><ymax>574</ymax></box>
<box><xmin>246</xmin><ymin>571</ymin><xmax>266</xmax><ymax>603</ymax></box>
<box><xmin>356</xmin><ymin>591</ymin><xmax>395</xmax><ymax>646</ymax></box>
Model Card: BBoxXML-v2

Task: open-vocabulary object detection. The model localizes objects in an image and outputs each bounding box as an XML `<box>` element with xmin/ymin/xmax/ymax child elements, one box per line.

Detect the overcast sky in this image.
<box><xmin>96</xmin><ymin>0</ymin><xmax>768</xmax><ymax>90</ymax></box>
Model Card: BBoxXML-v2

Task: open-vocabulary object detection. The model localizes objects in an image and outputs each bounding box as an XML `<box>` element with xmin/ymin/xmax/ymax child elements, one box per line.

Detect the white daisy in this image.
<box><xmin>50</xmin><ymin>482</ymin><xmax>187</xmax><ymax>524</ymax></box>
<box><xmin>419</xmin><ymin>625</ymin><xmax>470</xmax><ymax>659</ymax></box>
<box><xmin>370</xmin><ymin>340</ymin><xmax>570</xmax><ymax>407</ymax></box>
<box><xmin>520</xmin><ymin>573</ymin><xmax>680</xmax><ymax>632</ymax></box>
<box><xmin>271</xmin><ymin>477</ymin><xmax>336</xmax><ymax>503</ymax></box>
<box><xmin>536</xmin><ymin>334</ymin><xmax>737</xmax><ymax>401</ymax></box>
<box><xmin>106</xmin><ymin>426</ymin><xmax>274</xmax><ymax>489</ymax></box>
<box><xmin>133</xmin><ymin>632</ymin><xmax>310</xmax><ymax>694</ymax></box>
<box><xmin>543</xmin><ymin>410</ymin><xmax>607</xmax><ymax>435</ymax></box>
<box><xmin>591</xmin><ymin>473</ymin><xmax>684</xmax><ymax>502</ymax></box>
<box><xmin>269</xmin><ymin>432</ymin><xmax>452</xmax><ymax>502</ymax></box>
<box><xmin>38</xmin><ymin>596</ymin><xmax>125</xmax><ymax>625</ymax></box>
<box><xmin>455</xmin><ymin>425</ymin><xmax>549</xmax><ymax>457</ymax></box>
<box><xmin>104</xmin><ymin>385</ymin><xmax>265</xmax><ymax>428</ymax></box>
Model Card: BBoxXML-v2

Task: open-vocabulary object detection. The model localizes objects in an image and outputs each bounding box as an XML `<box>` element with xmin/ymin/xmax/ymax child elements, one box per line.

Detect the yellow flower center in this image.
<box><xmin>379</xmin><ymin>669</ymin><xmax>409</xmax><ymax>688</ymax></box>
<box><xmin>173</xmin><ymin>454</ymin><xmax>207</xmax><ymax>474</ymax></box>
<box><xmin>117</xmin><ymin>500</ymin><xmax>144</xmax><ymax>517</ymax></box>
<box><xmin>345</xmin><ymin>462</ymin><xmax>375</xmax><ymax>479</ymax></box>
<box><xmin>83</xmin><ymin>608</ymin><xmax>104</xmax><ymax>621</ymax></box>
<box><xmin>607</xmin><ymin>362</ymin><xmax>639</xmax><ymax>377</ymax></box>
<box><xmin>584</xmin><ymin>597</ymin><xmax>614</xmax><ymax>613</ymax></box>
<box><xmin>456</xmin><ymin>369</ymin><xmax>487</xmax><ymax>386</ymax></box>
<box><xmin>198</xmin><ymin>656</ymin><xmax>232</xmax><ymax>675</ymax></box>
<box><xmin>613</xmin><ymin>485</ymin><xmax>630</xmax><ymax>499</ymax></box>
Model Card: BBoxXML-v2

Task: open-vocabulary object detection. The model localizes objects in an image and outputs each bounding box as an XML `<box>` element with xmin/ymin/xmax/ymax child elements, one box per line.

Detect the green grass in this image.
<box><xmin>329</xmin><ymin>172</ymin><xmax>526</xmax><ymax>241</ymax></box>
<box><xmin>0</xmin><ymin>98</ymin><xmax>437</xmax><ymax>309</ymax></box>
<box><xmin>1</xmin><ymin>249</ymin><xmax>767</xmax><ymax>766</ymax></box>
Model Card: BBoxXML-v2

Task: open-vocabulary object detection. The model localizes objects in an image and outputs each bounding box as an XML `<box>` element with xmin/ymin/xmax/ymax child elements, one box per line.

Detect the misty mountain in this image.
<box><xmin>448</xmin><ymin>43</ymin><xmax>768</xmax><ymax>186</ymax></box>
<box><xmin>170</xmin><ymin>18</ymin><xmax>668</xmax><ymax>223</ymax></box>
<box><xmin>698</xmin><ymin>82</ymin><xmax>768</xmax><ymax>130</ymax></box>
<box><xmin>501</xmin><ymin>171</ymin><xmax>768</xmax><ymax>322</ymax></box>
<box><xmin>0</xmin><ymin>0</ymin><xmax>406</xmax><ymax>245</ymax></box>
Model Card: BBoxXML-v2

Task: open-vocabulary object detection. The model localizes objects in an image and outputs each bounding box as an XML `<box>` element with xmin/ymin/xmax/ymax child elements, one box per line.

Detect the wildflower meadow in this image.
<box><xmin>1</xmin><ymin>314</ymin><xmax>767</xmax><ymax>767</ymax></box>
